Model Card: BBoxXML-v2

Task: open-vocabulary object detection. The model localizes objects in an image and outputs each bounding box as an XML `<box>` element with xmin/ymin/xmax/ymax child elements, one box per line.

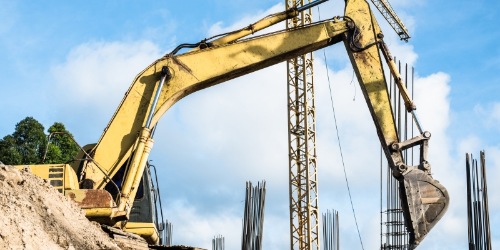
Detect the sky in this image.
<box><xmin>1</xmin><ymin>0</ymin><xmax>499</xmax><ymax>249</ymax></box>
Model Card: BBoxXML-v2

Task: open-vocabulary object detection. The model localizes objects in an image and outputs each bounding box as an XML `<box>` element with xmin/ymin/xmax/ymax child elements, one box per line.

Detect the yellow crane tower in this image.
<box><xmin>285</xmin><ymin>1</ymin><xmax>411</xmax><ymax>249</ymax></box>
<box><xmin>369</xmin><ymin>0</ymin><xmax>411</xmax><ymax>41</ymax></box>
<box><xmin>286</xmin><ymin>1</ymin><xmax>320</xmax><ymax>249</ymax></box>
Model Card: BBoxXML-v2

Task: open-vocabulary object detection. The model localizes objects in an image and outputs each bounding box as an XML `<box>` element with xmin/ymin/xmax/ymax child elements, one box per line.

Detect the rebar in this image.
<box><xmin>213</xmin><ymin>235</ymin><xmax>225</xmax><ymax>250</ymax></box>
<box><xmin>241</xmin><ymin>181</ymin><xmax>266</xmax><ymax>250</ymax></box>
<box><xmin>466</xmin><ymin>151</ymin><xmax>492</xmax><ymax>250</ymax></box>
<box><xmin>162</xmin><ymin>219</ymin><xmax>173</xmax><ymax>246</ymax></box>
<box><xmin>380</xmin><ymin>60</ymin><xmax>412</xmax><ymax>249</ymax></box>
<box><xmin>322</xmin><ymin>209</ymin><xmax>339</xmax><ymax>250</ymax></box>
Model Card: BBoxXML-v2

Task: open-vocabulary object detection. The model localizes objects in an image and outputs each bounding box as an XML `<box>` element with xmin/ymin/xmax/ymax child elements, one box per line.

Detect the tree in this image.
<box><xmin>45</xmin><ymin>122</ymin><xmax>79</xmax><ymax>164</ymax></box>
<box><xmin>0</xmin><ymin>117</ymin><xmax>79</xmax><ymax>165</ymax></box>
<box><xmin>0</xmin><ymin>135</ymin><xmax>22</xmax><ymax>164</ymax></box>
<box><xmin>11</xmin><ymin>117</ymin><xmax>47</xmax><ymax>164</ymax></box>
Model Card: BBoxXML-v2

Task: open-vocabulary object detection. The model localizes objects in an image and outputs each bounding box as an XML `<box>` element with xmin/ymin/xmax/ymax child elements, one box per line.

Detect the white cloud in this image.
<box><xmin>166</xmin><ymin>199</ymin><xmax>242</xmax><ymax>248</ymax></box>
<box><xmin>0</xmin><ymin>0</ymin><xmax>497</xmax><ymax>249</ymax></box>
<box><xmin>44</xmin><ymin>2</ymin><xmax>500</xmax><ymax>249</ymax></box>
<box><xmin>165</xmin><ymin>197</ymin><xmax>293</xmax><ymax>249</ymax></box>
<box><xmin>410</xmin><ymin>72</ymin><xmax>473</xmax><ymax>249</ymax></box>
<box><xmin>153</xmin><ymin>38</ymin><xmax>445</xmax><ymax>249</ymax></box>
<box><xmin>414</xmin><ymin>72</ymin><xmax>452</xmax><ymax>171</ymax></box>
<box><xmin>458</xmin><ymin>135</ymin><xmax>482</xmax><ymax>155</ymax></box>
<box><xmin>414</xmin><ymin>73</ymin><xmax>451</xmax><ymax>128</ymax></box>
<box><xmin>489</xmin><ymin>103</ymin><xmax>500</xmax><ymax>124</ymax></box>
<box><xmin>51</xmin><ymin>40</ymin><xmax>161</xmax><ymax>106</ymax></box>
<box><xmin>207</xmin><ymin>3</ymin><xmax>286</xmax><ymax>38</ymax></box>
<box><xmin>474</xmin><ymin>102</ymin><xmax>500</xmax><ymax>130</ymax></box>
<box><xmin>485</xmin><ymin>147</ymin><xmax>500</xmax><ymax>210</ymax></box>
<box><xmin>152</xmin><ymin>8</ymin><xmax>466</xmax><ymax>249</ymax></box>
<box><xmin>49</xmin><ymin>40</ymin><xmax>162</xmax><ymax>142</ymax></box>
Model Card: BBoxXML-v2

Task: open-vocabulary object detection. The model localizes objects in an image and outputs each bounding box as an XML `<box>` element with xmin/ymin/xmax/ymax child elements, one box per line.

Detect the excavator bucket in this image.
<box><xmin>399</xmin><ymin>168</ymin><xmax>449</xmax><ymax>248</ymax></box>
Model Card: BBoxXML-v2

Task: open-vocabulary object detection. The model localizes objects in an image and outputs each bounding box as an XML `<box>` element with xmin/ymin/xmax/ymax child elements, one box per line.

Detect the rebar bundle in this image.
<box><xmin>380</xmin><ymin>60</ymin><xmax>412</xmax><ymax>249</ymax></box>
<box><xmin>466</xmin><ymin>151</ymin><xmax>492</xmax><ymax>250</ymax></box>
<box><xmin>161</xmin><ymin>220</ymin><xmax>173</xmax><ymax>246</ymax></box>
<box><xmin>212</xmin><ymin>235</ymin><xmax>225</xmax><ymax>250</ymax></box>
<box><xmin>241</xmin><ymin>181</ymin><xmax>266</xmax><ymax>250</ymax></box>
<box><xmin>322</xmin><ymin>209</ymin><xmax>339</xmax><ymax>250</ymax></box>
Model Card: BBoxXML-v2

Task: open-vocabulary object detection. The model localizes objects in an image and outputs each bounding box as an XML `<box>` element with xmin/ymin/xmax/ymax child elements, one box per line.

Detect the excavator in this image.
<box><xmin>12</xmin><ymin>0</ymin><xmax>449</xmax><ymax>248</ymax></box>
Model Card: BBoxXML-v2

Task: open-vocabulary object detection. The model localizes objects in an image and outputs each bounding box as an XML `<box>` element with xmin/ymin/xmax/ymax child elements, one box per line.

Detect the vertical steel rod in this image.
<box><xmin>466</xmin><ymin>151</ymin><xmax>491</xmax><ymax>249</ymax></box>
<box><xmin>381</xmin><ymin>59</ymin><xmax>412</xmax><ymax>249</ymax></box>
<box><xmin>242</xmin><ymin>181</ymin><xmax>266</xmax><ymax>250</ymax></box>
<box><xmin>322</xmin><ymin>209</ymin><xmax>339</xmax><ymax>250</ymax></box>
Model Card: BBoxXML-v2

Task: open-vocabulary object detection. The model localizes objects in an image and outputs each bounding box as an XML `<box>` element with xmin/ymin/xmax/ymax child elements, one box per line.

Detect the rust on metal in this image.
<box><xmin>401</xmin><ymin>169</ymin><xmax>449</xmax><ymax>246</ymax></box>
<box><xmin>66</xmin><ymin>189</ymin><xmax>115</xmax><ymax>209</ymax></box>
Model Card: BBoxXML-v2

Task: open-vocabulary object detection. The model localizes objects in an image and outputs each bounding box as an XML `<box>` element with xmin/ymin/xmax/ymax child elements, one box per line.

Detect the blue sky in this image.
<box><xmin>1</xmin><ymin>0</ymin><xmax>499</xmax><ymax>249</ymax></box>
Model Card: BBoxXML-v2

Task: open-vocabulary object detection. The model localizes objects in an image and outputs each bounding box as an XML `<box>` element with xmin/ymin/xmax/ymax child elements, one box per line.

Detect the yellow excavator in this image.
<box><xmin>14</xmin><ymin>0</ymin><xmax>449</xmax><ymax>248</ymax></box>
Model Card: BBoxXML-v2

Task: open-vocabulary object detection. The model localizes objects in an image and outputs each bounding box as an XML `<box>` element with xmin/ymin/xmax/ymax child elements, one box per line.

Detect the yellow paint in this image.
<box><xmin>344</xmin><ymin>0</ymin><xmax>399</xmax><ymax>148</ymax></box>
<box><xmin>16</xmin><ymin>164</ymin><xmax>79</xmax><ymax>192</ymax></box>
<box><xmin>124</xmin><ymin>222</ymin><xmax>159</xmax><ymax>244</ymax></box>
<box><xmin>84</xmin><ymin>207</ymin><xmax>114</xmax><ymax>217</ymax></box>
<box><xmin>85</xmin><ymin>20</ymin><xmax>350</xmax><ymax>188</ymax></box>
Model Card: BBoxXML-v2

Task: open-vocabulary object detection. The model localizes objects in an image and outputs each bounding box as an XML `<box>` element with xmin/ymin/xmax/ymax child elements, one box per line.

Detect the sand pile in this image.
<box><xmin>0</xmin><ymin>163</ymin><xmax>120</xmax><ymax>250</ymax></box>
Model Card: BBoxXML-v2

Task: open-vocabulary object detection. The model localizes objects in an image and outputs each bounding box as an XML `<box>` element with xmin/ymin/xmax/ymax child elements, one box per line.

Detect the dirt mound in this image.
<box><xmin>0</xmin><ymin>164</ymin><xmax>120</xmax><ymax>250</ymax></box>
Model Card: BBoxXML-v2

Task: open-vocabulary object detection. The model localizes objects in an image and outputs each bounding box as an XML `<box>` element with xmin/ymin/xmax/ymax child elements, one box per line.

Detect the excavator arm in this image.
<box><xmin>65</xmin><ymin>0</ymin><xmax>447</xmax><ymax>247</ymax></box>
<box><xmin>344</xmin><ymin>1</ymin><xmax>449</xmax><ymax>246</ymax></box>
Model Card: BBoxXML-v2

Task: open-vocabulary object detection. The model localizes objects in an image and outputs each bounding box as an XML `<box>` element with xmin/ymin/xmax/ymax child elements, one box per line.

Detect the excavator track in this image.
<box><xmin>101</xmin><ymin>226</ymin><xmax>206</xmax><ymax>250</ymax></box>
<box><xmin>102</xmin><ymin>225</ymin><xmax>150</xmax><ymax>250</ymax></box>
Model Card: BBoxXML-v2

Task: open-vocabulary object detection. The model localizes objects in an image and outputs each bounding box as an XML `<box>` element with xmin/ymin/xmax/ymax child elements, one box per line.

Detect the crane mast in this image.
<box><xmin>286</xmin><ymin>1</ymin><xmax>320</xmax><ymax>249</ymax></box>
<box><xmin>369</xmin><ymin>0</ymin><xmax>411</xmax><ymax>41</ymax></box>
<box><xmin>13</xmin><ymin>0</ymin><xmax>450</xmax><ymax>247</ymax></box>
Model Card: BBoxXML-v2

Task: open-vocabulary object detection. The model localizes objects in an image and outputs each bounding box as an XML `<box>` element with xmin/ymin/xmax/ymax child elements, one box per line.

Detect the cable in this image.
<box><xmin>349</xmin><ymin>69</ymin><xmax>356</xmax><ymax>101</ymax></box>
<box><xmin>316</xmin><ymin>6</ymin><xmax>364</xmax><ymax>249</ymax></box>
<box><xmin>322</xmin><ymin>47</ymin><xmax>365</xmax><ymax>250</ymax></box>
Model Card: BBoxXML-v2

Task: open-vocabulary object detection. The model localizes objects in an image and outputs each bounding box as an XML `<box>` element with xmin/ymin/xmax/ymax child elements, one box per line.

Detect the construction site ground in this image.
<box><xmin>0</xmin><ymin>163</ymin><xmax>204</xmax><ymax>250</ymax></box>
<box><xmin>0</xmin><ymin>163</ymin><xmax>209</xmax><ymax>250</ymax></box>
<box><xmin>0</xmin><ymin>163</ymin><xmax>123</xmax><ymax>249</ymax></box>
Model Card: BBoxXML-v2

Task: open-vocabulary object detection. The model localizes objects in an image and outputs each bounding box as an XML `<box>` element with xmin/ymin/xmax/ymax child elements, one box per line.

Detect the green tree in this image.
<box><xmin>0</xmin><ymin>117</ymin><xmax>79</xmax><ymax>165</ymax></box>
<box><xmin>0</xmin><ymin>135</ymin><xmax>22</xmax><ymax>164</ymax></box>
<box><xmin>45</xmin><ymin>122</ymin><xmax>79</xmax><ymax>164</ymax></box>
<box><xmin>11</xmin><ymin>117</ymin><xmax>47</xmax><ymax>164</ymax></box>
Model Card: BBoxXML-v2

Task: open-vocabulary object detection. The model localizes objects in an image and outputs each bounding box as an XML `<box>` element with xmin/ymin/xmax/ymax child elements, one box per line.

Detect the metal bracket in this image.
<box><xmin>390</xmin><ymin>131</ymin><xmax>432</xmax><ymax>173</ymax></box>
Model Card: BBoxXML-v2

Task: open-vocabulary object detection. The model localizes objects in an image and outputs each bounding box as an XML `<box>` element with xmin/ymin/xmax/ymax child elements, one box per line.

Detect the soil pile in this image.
<box><xmin>0</xmin><ymin>163</ymin><xmax>120</xmax><ymax>250</ymax></box>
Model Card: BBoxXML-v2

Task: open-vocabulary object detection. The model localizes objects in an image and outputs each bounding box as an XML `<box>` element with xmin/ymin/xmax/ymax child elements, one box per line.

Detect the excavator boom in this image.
<box><xmin>15</xmin><ymin>0</ymin><xmax>448</xmax><ymax>247</ymax></box>
<box><xmin>81</xmin><ymin>0</ymin><xmax>448</xmax><ymax>246</ymax></box>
